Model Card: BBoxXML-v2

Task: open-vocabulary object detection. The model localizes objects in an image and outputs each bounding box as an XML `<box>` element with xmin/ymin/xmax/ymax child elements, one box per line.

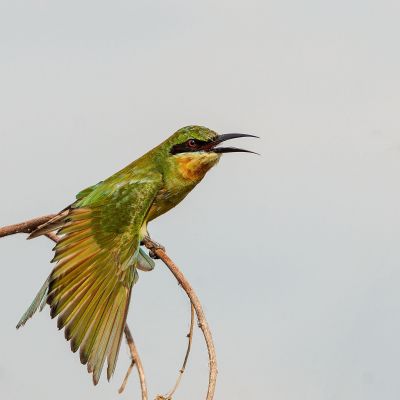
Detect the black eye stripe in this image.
<box><xmin>170</xmin><ymin>139</ymin><xmax>212</xmax><ymax>155</ymax></box>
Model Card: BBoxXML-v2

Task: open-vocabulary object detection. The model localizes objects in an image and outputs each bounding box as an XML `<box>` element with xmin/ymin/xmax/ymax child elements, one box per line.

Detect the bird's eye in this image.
<box><xmin>187</xmin><ymin>139</ymin><xmax>197</xmax><ymax>148</ymax></box>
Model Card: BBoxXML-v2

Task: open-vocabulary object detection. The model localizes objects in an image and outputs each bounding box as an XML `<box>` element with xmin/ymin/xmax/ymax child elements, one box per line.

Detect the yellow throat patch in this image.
<box><xmin>175</xmin><ymin>152</ymin><xmax>220</xmax><ymax>181</ymax></box>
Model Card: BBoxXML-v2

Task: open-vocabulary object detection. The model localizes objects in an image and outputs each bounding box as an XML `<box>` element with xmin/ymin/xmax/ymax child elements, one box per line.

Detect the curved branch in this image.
<box><xmin>0</xmin><ymin>215</ymin><xmax>218</xmax><ymax>400</ymax></box>
<box><xmin>143</xmin><ymin>240</ymin><xmax>218</xmax><ymax>400</ymax></box>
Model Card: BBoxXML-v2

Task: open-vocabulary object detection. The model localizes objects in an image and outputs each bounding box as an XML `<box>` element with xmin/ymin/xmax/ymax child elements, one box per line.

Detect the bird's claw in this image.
<box><xmin>149</xmin><ymin>250</ymin><xmax>159</xmax><ymax>259</ymax></box>
<box><xmin>142</xmin><ymin>236</ymin><xmax>165</xmax><ymax>260</ymax></box>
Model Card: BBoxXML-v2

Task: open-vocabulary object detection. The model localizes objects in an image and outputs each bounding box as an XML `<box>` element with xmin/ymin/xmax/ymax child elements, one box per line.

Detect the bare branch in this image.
<box><xmin>158</xmin><ymin>303</ymin><xmax>195</xmax><ymax>400</ymax></box>
<box><xmin>0</xmin><ymin>215</ymin><xmax>57</xmax><ymax>238</ymax></box>
<box><xmin>143</xmin><ymin>240</ymin><xmax>218</xmax><ymax>400</ymax></box>
<box><xmin>119</xmin><ymin>325</ymin><xmax>148</xmax><ymax>399</ymax></box>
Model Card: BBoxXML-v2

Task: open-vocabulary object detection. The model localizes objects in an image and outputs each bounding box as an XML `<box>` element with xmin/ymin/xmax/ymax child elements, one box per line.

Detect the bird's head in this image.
<box><xmin>168</xmin><ymin>125</ymin><xmax>258</xmax><ymax>156</ymax></box>
<box><xmin>162</xmin><ymin>125</ymin><xmax>257</xmax><ymax>182</ymax></box>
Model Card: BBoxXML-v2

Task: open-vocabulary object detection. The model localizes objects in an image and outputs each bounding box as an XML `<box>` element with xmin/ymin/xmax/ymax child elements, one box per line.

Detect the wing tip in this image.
<box><xmin>92</xmin><ymin>373</ymin><xmax>100</xmax><ymax>386</ymax></box>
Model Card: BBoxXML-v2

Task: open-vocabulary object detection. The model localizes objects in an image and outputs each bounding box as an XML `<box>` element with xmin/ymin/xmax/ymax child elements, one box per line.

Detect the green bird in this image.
<box><xmin>16</xmin><ymin>125</ymin><xmax>257</xmax><ymax>384</ymax></box>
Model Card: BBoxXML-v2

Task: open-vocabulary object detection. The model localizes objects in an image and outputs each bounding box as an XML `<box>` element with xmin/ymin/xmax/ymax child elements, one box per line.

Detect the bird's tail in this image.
<box><xmin>16</xmin><ymin>275</ymin><xmax>51</xmax><ymax>329</ymax></box>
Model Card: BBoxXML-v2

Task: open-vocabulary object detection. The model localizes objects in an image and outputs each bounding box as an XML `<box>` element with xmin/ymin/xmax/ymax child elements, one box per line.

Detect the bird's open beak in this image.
<box><xmin>210</xmin><ymin>133</ymin><xmax>259</xmax><ymax>154</ymax></box>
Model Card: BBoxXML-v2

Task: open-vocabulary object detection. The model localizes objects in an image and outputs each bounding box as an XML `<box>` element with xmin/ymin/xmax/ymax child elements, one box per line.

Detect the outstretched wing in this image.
<box><xmin>30</xmin><ymin>172</ymin><xmax>162</xmax><ymax>384</ymax></box>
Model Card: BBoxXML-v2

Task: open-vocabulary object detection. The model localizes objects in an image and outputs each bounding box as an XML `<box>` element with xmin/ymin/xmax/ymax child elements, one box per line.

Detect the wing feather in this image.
<box><xmin>31</xmin><ymin>172</ymin><xmax>163</xmax><ymax>384</ymax></box>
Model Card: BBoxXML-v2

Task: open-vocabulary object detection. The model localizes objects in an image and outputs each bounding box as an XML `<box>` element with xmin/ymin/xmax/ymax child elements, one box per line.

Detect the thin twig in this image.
<box><xmin>45</xmin><ymin>232</ymin><xmax>61</xmax><ymax>243</ymax></box>
<box><xmin>0</xmin><ymin>215</ymin><xmax>148</xmax><ymax>400</ymax></box>
<box><xmin>0</xmin><ymin>215</ymin><xmax>57</xmax><ymax>237</ymax></box>
<box><xmin>143</xmin><ymin>239</ymin><xmax>218</xmax><ymax>400</ymax></box>
<box><xmin>159</xmin><ymin>303</ymin><xmax>195</xmax><ymax>400</ymax></box>
<box><xmin>119</xmin><ymin>325</ymin><xmax>148</xmax><ymax>399</ymax></box>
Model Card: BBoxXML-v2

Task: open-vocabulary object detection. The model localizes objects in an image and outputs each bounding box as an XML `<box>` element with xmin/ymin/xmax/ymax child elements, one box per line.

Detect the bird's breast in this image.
<box><xmin>146</xmin><ymin>186</ymin><xmax>191</xmax><ymax>222</ymax></box>
<box><xmin>145</xmin><ymin>152</ymin><xmax>220</xmax><ymax>222</ymax></box>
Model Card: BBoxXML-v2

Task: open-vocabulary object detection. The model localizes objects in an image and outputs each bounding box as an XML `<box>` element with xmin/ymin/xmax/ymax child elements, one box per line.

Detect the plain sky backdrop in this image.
<box><xmin>1</xmin><ymin>1</ymin><xmax>400</xmax><ymax>399</ymax></box>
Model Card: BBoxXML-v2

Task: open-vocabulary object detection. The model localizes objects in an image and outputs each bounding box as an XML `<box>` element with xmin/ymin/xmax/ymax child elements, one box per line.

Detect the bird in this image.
<box><xmin>16</xmin><ymin>125</ymin><xmax>257</xmax><ymax>384</ymax></box>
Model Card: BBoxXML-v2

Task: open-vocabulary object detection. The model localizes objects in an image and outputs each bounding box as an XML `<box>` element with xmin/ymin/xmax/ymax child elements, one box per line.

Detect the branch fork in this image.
<box><xmin>0</xmin><ymin>215</ymin><xmax>217</xmax><ymax>400</ymax></box>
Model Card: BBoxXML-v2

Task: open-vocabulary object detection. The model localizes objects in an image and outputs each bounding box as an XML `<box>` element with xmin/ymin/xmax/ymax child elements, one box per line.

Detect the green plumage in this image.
<box><xmin>18</xmin><ymin>126</ymin><xmax>223</xmax><ymax>384</ymax></box>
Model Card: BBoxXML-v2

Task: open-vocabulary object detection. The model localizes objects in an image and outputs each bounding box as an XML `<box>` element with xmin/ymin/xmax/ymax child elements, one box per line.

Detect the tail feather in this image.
<box><xmin>16</xmin><ymin>275</ymin><xmax>51</xmax><ymax>329</ymax></box>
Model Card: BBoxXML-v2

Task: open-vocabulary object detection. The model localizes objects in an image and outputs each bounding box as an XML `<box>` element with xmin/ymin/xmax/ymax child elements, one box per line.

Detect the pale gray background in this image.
<box><xmin>1</xmin><ymin>1</ymin><xmax>400</xmax><ymax>399</ymax></box>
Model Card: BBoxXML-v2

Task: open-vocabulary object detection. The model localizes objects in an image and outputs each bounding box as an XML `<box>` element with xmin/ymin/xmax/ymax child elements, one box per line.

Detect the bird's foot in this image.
<box><xmin>141</xmin><ymin>236</ymin><xmax>166</xmax><ymax>259</ymax></box>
